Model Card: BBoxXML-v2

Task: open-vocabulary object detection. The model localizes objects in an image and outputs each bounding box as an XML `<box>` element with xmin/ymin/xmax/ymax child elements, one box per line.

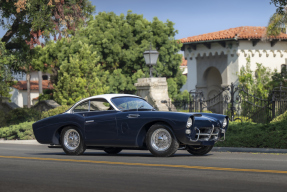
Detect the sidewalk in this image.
<box><xmin>1</xmin><ymin>139</ymin><xmax>287</xmax><ymax>153</ymax></box>
<box><xmin>0</xmin><ymin>139</ymin><xmax>41</xmax><ymax>145</ymax></box>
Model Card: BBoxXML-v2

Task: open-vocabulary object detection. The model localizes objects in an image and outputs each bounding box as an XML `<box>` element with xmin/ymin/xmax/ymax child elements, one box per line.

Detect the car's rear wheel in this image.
<box><xmin>61</xmin><ymin>127</ymin><xmax>86</xmax><ymax>155</ymax></box>
<box><xmin>186</xmin><ymin>145</ymin><xmax>213</xmax><ymax>156</ymax></box>
<box><xmin>104</xmin><ymin>148</ymin><xmax>122</xmax><ymax>154</ymax></box>
<box><xmin>146</xmin><ymin>124</ymin><xmax>179</xmax><ymax>157</ymax></box>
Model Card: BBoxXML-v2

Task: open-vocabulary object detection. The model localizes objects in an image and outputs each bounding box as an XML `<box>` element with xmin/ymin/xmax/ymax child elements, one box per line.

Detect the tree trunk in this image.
<box><xmin>38</xmin><ymin>71</ymin><xmax>43</xmax><ymax>95</ymax></box>
<box><xmin>27</xmin><ymin>73</ymin><xmax>31</xmax><ymax>108</ymax></box>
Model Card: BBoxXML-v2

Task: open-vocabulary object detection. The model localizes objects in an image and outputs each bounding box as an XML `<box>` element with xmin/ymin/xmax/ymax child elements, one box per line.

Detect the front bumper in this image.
<box><xmin>187</xmin><ymin>125</ymin><xmax>226</xmax><ymax>143</ymax></box>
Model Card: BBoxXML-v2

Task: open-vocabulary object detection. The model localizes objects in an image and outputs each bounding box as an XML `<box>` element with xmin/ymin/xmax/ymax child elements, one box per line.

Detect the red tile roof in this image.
<box><xmin>180</xmin><ymin>26</ymin><xmax>287</xmax><ymax>43</ymax></box>
<box><xmin>12</xmin><ymin>80</ymin><xmax>54</xmax><ymax>90</ymax></box>
<box><xmin>32</xmin><ymin>96</ymin><xmax>39</xmax><ymax>100</ymax></box>
<box><xmin>181</xmin><ymin>57</ymin><xmax>187</xmax><ymax>66</ymax></box>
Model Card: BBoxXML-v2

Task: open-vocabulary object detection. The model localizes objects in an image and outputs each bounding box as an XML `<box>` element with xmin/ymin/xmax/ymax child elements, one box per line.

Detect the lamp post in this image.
<box><xmin>143</xmin><ymin>44</ymin><xmax>159</xmax><ymax>77</ymax></box>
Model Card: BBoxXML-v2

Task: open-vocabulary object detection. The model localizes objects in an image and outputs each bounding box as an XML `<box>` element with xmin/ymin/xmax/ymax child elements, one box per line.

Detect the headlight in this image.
<box><xmin>223</xmin><ymin>118</ymin><xmax>228</xmax><ymax>128</ymax></box>
<box><xmin>186</xmin><ymin>117</ymin><xmax>192</xmax><ymax>128</ymax></box>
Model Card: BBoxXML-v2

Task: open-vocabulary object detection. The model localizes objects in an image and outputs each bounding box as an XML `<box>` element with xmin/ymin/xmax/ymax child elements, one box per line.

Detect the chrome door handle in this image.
<box><xmin>127</xmin><ymin>114</ymin><xmax>140</xmax><ymax>118</ymax></box>
<box><xmin>85</xmin><ymin>120</ymin><xmax>94</xmax><ymax>123</ymax></box>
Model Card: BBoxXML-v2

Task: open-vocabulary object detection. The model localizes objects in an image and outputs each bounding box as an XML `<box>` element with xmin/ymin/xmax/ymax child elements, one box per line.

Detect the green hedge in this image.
<box><xmin>0</xmin><ymin>108</ymin><xmax>41</xmax><ymax>128</ymax></box>
<box><xmin>0</xmin><ymin>105</ymin><xmax>71</xmax><ymax>140</ymax></box>
<box><xmin>215</xmin><ymin>120</ymin><xmax>287</xmax><ymax>148</ymax></box>
<box><xmin>41</xmin><ymin>105</ymin><xmax>71</xmax><ymax>119</ymax></box>
<box><xmin>0</xmin><ymin>121</ymin><xmax>35</xmax><ymax>140</ymax></box>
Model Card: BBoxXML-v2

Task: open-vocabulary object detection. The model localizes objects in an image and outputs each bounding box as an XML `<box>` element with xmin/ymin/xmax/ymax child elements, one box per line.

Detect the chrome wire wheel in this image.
<box><xmin>151</xmin><ymin>128</ymin><xmax>172</xmax><ymax>151</ymax></box>
<box><xmin>64</xmin><ymin>129</ymin><xmax>80</xmax><ymax>151</ymax></box>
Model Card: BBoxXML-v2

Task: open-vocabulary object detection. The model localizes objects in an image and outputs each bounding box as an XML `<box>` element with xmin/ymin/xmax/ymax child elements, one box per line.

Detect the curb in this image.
<box><xmin>0</xmin><ymin>139</ymin><xmax>41</xmax><ymax>145</ymax></box>
<box><xmin>1</xmin><ymin>140</ymin><xmax>287</xmax><ymax>153</ymax></box>
<box><xmin>212</xmin><ymin>147</ymin><xmax>287</xmax><ymax>153</ymax></box>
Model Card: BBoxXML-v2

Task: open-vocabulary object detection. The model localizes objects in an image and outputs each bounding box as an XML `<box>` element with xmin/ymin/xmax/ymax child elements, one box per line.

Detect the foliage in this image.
<box><xmin>1</xmin><ymin>0</ymin><xmax>95</xmax><ymax>108</ymax></box>
<box><xmin>0</xmin><ymin>42</ymin><xmax>16</xmax><ymax>102</ymax></box>
<box><xmin>0</xmin><ymin>108</ymin><xmax>41</xmax><ymax>128</ymax></box>
<box><xmin>270</xmin><ymin>0</ymin><xmax>287</xmax><ymax>14</ymax></box>
<box><xmin>33</xmin><ymin>11</ymin><xmax>185</xmax><ymax>99</ymax></box>
<box><xmin>215</xmin><ymin>120</ymin><xmax>287</xmax><ymax>148</ymax></box>
<box><xmin>267</xmin><ymin>1</ymin><xmax>287</xmax><ymax>36</ymax></box>
<box><xmin>41</xmin><ymin>105</ymin><xmax>71</xmax><ymax>119</ymax></box>
<box><xmin>4</xmin><ymin>108</ymin><xmax>41</xmax><ymax>127</ymax></box>
<box><xmin>0</xmin><ymin>121</ymin><xmax>35</xmax><ymax>140</ymax></box>
<box><xmin>268</xmin><ymin>65</ymin><xmax>287</xmax><ymax>89</ymax></box>
<box><xmin>173</xmin><ymin>90</ymin><xmax>190</xmax><ymax>101</ymax></box>
<box><xmin>270</xmin><ymin>108</ymin><xmax>287</xmax><ymax>123</ymax></box>
<box><xmin>53</xmin><ymin>43</ymin><xmax>109</xmax><ymax>105</ymax></box>
<box><xmin>0</xmin><ymin>0</ymin><xmax>95</xmax><ymax>51</ymax></box>
<box><xmin>238</xmin><ymin>56</ymin><xmax>272</xmax><ymax>99</ymax></box>
<box><xmin>107</xmin><ymin>69</ymin><xmax>145</xmax><ymax>93</ymax></box>
<box><xmin>38</xmin><ymin>89</ymin><xmax>54</xmax><ymax>101</ymax></box>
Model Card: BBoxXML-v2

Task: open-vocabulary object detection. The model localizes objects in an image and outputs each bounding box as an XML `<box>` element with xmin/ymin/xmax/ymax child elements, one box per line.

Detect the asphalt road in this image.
<box><xmin>0</xmin><ymin>144</ymin><xmax>287</xmax><ymax>192</ymax></box>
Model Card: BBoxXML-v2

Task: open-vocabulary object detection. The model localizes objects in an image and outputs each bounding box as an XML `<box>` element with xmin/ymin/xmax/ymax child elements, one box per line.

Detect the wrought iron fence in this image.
<box><xmin>167</xmin><ymin>82</ymin><xmax>287</xmax><ymax>123</ymax></box>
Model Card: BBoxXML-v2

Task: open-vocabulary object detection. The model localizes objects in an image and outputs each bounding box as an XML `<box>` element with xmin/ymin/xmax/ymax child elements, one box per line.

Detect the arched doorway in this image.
<box><xmin>203</xmin><ymin>67</ymin><xmax>222</xmax><ymax>99</ymax></box>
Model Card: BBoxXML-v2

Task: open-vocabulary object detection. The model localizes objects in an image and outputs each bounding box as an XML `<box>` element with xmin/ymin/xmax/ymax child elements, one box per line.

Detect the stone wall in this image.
<box><xmin>32</xmin><ymin>100</ymin><xmax>60</xmax><ymax>112</ymax></box>
<box><xmin>135</xmin><ymin>77</ymin><xmax>176</xmax><ymax>111</ymax></box>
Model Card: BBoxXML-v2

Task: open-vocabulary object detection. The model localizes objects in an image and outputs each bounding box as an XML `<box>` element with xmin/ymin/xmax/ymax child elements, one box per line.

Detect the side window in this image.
<box><xmin>90</xmin><ymin>99</ymin><xmax>114</xmax><ymax>112</ymax></box>
<box><xmin>73</xmin><ymin>101</ymin><xmax>89</xmax><ymax>113</ymax></box>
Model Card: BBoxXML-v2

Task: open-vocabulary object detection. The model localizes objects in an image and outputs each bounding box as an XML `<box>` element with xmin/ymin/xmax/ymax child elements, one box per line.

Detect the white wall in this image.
<box><xmin>238</xmin><ymin>40</ymin><xmax>287</xmax><ymax>73</ymax></box>
<box><xmin>21</xmin><ymin>90</ymin><xmax>40</xmax><ymax>107</ymax></box>
<box><xmin>181</xmin><ymin>40</ymin><xmax>287</xmax><ymax>92</ymax></box>
<box><xmin>10</xmin><ymin>88</ymin><xmax>40</xmax><ymax>108</ymax></box>
<box><xmin>10</xmin><ymin>88</ymin><xmax>22</xmax><ymax>107</ymax></box>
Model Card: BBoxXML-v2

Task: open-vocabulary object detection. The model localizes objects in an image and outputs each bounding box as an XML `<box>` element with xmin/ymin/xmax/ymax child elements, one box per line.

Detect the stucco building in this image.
<box><xmin>180</xmin><ymin>26</ymin><xmax>287</xmax><ymax>99</ymax></box>
<box><xmin>9</xmin><ymin>71</ymin><xmax>53</xmax><ymax>108</ymax></box>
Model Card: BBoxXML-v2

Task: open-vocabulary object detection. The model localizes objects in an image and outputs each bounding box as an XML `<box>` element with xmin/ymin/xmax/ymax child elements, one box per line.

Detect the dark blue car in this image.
<box><xmin>33</xmin><ymin>94</ymin><xmax>228</xmax><ymax>157</ymax></box>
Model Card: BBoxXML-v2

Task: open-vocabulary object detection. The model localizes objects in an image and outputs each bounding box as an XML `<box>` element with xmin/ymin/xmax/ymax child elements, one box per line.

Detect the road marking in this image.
<box><xmin>0</xmin><ymin>155</ymin><xmax>287</xmax><ymax>174</ymax></box>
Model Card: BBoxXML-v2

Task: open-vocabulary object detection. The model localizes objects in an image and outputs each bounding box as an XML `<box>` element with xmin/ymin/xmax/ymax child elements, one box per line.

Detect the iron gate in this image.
<box><xmin>170</xmin><ymin>82</ymin><xmax>287</xmax><ymax>123</ymax></box>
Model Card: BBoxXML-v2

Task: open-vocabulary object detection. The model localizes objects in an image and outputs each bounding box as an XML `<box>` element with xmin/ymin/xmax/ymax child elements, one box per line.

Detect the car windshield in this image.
<box><xmin>111</xmin><ymin>97</ymin><xmax>154</xmax><ymax>111</ymax></box>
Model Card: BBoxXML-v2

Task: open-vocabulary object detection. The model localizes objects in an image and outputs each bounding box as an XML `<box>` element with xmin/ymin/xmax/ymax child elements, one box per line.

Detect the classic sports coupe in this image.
<box><xmin>33</xmin><ymin>94</ymin><xmax>228</xmax><ymax>157</ymax></box>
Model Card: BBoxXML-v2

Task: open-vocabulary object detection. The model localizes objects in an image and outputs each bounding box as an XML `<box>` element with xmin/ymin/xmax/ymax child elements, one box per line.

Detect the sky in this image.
<box><xmin>0</xmin><ymin>0</ymin><xmax>279</xmax><ymax>40</ymax></box>
<box><xmin>91</xmin><ymin>0</ymin><xmax>278</xmax><ymax>40</ymax></box>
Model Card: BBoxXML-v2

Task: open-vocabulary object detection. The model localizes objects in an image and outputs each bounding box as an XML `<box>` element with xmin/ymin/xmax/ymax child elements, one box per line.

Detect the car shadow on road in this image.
<box><xmin>28</xmin><ymin>151</ymin><xmax>213</xmax><ymax>158</ymax></box>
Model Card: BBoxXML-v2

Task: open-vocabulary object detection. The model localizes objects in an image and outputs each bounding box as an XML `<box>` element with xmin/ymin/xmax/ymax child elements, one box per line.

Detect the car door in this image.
<box><xmin>84</xmin><ymin>98</ymin><xmax>119</xmax><ymax>146</ymax></box>
<box><xmin>115</xmin><ymin>111</ymin><xmax>148</xmax><ymax>147</ymax></box>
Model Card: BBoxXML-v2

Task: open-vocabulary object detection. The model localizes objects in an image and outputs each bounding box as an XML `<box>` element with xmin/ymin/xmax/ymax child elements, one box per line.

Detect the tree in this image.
<box><xmin>267</xmin><ymin>0</ymin><xmax>287</xmax><ymax>36</ymax></box>
<box><xmin>1</xmin><ymin>0</ymin><xmax>95</xmax><ymax>50</ymax></box>
<box><xmin>53</xmin><ymin>43</ymin><xmax>109</xmax><ymax>105</ymax></box>
<box><xmin>0</xmin><ymin>42</ymin><xmax>16</xmax><ymax>103</ymax></box>
<box><xmin>34</xmin><ymin>11</ymin><xmax>185</xmax><ymax>100</ymax></box>
<box><xmin>0</xmin><ymin>0</ymin><xmax>95</xmax><ymax>107</ymax></box>
<box><xmin>238</xmin><ymin>56</ymin><xmax>272</xmax><ymax>99</ymax></box>
<box><xmin>270</xmin><ymin>0</ymin><xmax>287</xmax><ymax>14</ymax></box>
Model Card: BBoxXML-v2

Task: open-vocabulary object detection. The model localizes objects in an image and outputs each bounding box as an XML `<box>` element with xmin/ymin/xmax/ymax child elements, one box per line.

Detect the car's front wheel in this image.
<box><xmin>61</xmin><ymin>127</ymin><xmax>86</xmax><ymax>155</ymax></box>
<box><xmin>146</xmin><ymin>124</ymin><xmax>179</xmax><ymax>157</ymax></box>
<box><xmin>186</xmin><ymin>145</ymin><xmax>213</xmax><ymax>156</ymax></box>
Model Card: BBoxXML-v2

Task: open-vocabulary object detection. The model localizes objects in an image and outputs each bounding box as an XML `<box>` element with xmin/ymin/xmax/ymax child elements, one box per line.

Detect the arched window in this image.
<box><xmin>42</xmin><ymin>75</ymin><xmax>48</xmax><ymax>80</ymax></box>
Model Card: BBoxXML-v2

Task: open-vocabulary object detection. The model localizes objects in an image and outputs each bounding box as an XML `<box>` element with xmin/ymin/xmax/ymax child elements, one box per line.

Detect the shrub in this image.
<box><xmin>41</xmin><ymin>105</ymin><xmax>71</xmax><ymax>119</ymax></box>
<box><xmin>270</xmin><ymin>110</ymin><xmax>287</xmax><ymax>123</ymax></box>
<box><xmin>215</xmin><ymin>120</ymin><xmax>287</xmax><ymax>148</ymax></box>
<box><xmin>0</xmin><ymin>121</ymin><xmax>35</xmax><ymax>140</ymax></box>
<box><xmin>1</xmin><ymin>108</ymin><xmax>41</xmax><ymax>127</ymax></box>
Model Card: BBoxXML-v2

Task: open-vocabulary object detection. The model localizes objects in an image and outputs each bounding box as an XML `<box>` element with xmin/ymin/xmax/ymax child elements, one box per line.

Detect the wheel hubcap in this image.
<box><xmin>151</xmin><ymin>128</ymin><xmax>172</xmax><ymax>151</ymax></box>
<box><xmin>64</xmin><ymin>129</ymin><xmax>80</xmax><ymax>151</ymax></box>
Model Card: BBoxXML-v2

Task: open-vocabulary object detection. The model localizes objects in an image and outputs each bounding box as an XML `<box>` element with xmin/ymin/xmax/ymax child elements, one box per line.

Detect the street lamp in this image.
<box><xmin>143</xmin><ymin>44</ymin><xmax>159</xmax><ymax>77</ymax></box>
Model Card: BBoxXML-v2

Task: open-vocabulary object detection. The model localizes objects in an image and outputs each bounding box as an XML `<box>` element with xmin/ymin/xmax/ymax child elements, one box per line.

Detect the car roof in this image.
<box><xmin>85</xmin><ymin>94</ymin><xmax>141</xmax><ymax>101</ymax></box>
<box><xmin>65</xmin><ymin>94</ymin><xmax>142</xmax><ymax>113</ymax></box>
